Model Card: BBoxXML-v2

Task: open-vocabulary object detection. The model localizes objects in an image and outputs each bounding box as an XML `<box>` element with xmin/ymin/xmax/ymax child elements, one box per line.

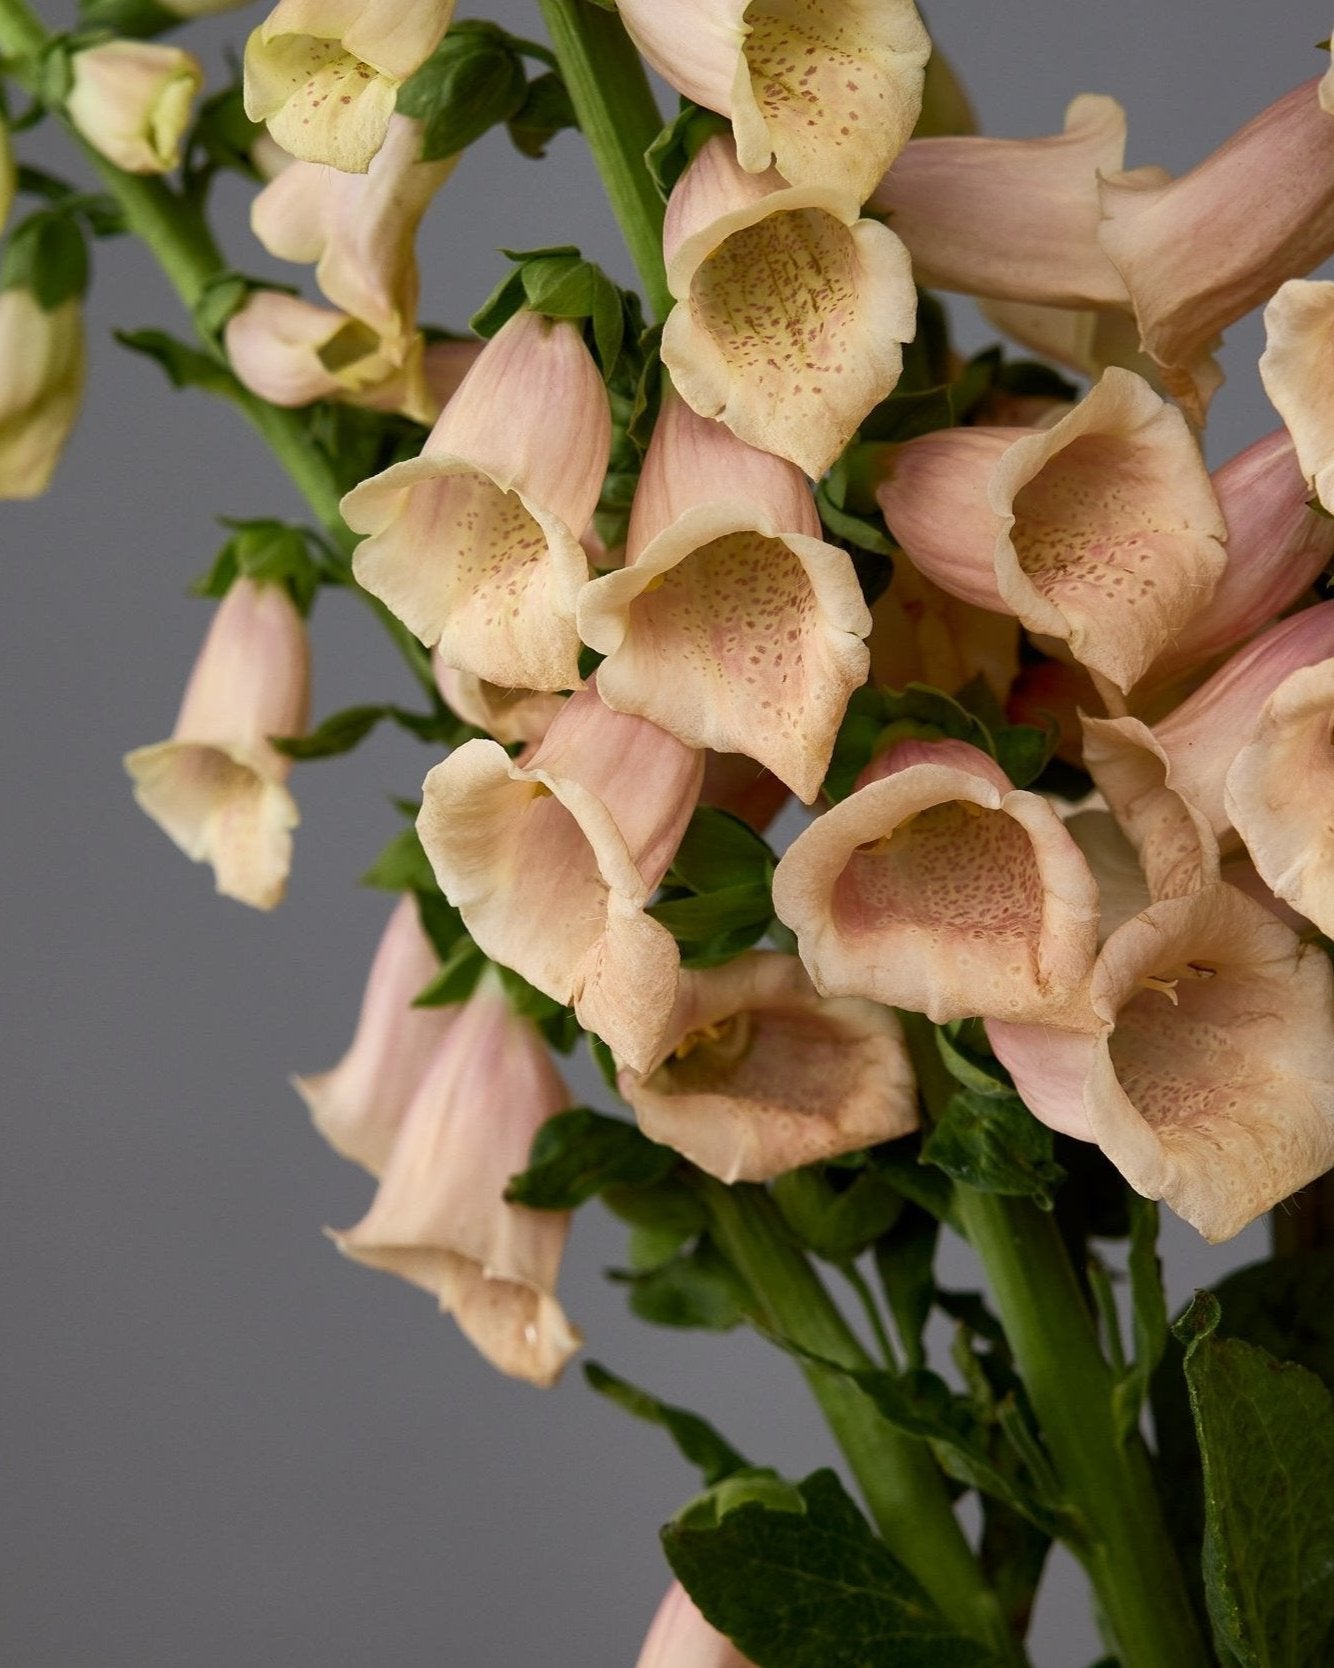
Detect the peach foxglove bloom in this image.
<box><xmin>616</xmin><ymin>0</ymin><xmax>929</xmax><ymax>204</ymax></box>
<box><xmin>334</xmin><ymin>973</ymin><xmax>581</xmax><ymax>1386</ymax></box>
<box><xmin>617</xmin><ymin>952</ymin><xmax>917</xmax><ymax>1183</ymax></box>
<box><xmin>637</xmin><ymin>1582</ymin><xmax>756</xmax><ymax>1668</ymax></box>
<box><xmin>124</xmin><ymin>578</ymin><xmax>310</xmax><ymax>910</ymax></box>
<box><xmin>432</xmin><ymin>653</ymin><xmax>564</xmax><ymax>747</ymax></box>
<box><xmin>1226</xmin><ymin>657</ymin><xmax>1334</xmax><ymax>936</ymax></box>
<box><xmin>417</xmin><ymin>683</ymin><xmax>704</xmax><ymax>1072</ymax></box>
<box><xmin>243</xmin><ymin>0</ymin><xmax>455</xmax><ymax>172</ymax></box>
<box><xmin>224</xmin><ymin>290</ymin><xmax>437</xmax><ymax>422</ymax></box>
<box><xmin>344</xmin><ymin>309</ymin><xmax>610</xmax><ymax>692</ymax></box>
<box><xmin>990</xmin><ymin>885</ymin><xmax>1334</xmax><ymax>1241</ymax></box>
<box><xmin>0</xmin><ymin>290</ymin><xmax>85</xmax><ymax>501</ymax></box>
<box><xmin>1259</xmin><ymin>280</ymin><xmax>1334</xmax><ymax>513</ymax></box>
<box><xmin>875</xmin><ymin>369</ymin><xmax>1227</xmax><ymax>700</ymax></box>
<box><xmin>67</xmin><ymin>40</ymin><xmax>203</xmax><ymax>174</ymax></box>
<box><xmin>661</xmin><ymin>133</ymin><xmax>916</xmax><ymax>479</ymax></box>
<box><xmin>1083</xmin><ymin>601</ymin><xmax>1334</xmax><ymax>898</ymax></box>
<box><xmin>869</xmin><ymin>560</ymin><xmax>1019</xmax><ymax>703</ymax></box>
<box><xmin>1097</xmin><ymin>78</ymin><xmax>1334</xmax><ymax>420</ymax></box>
<box><xmin>292</xmin><ymin>895</ymin><xmax>458</xmax><ymax>1175</ymax></box>
<box><xmin>870</xmin><ymin>95</ymin><xmax>1130</xmax><ymax>308</ymax></box>
<box><xmin>577</xmin><ymin>390</ymin><xmax>870</xmax><ymax>803</ymax></box>
<box><xmin>250</xmin><ymin>114</ymin><xmax>453</xmax><ymax>356</ymax></box>
<box><xmin>771</xmin><ymin>739</ymin><xmax>1099</xmax><ymax>1024</ymax></box>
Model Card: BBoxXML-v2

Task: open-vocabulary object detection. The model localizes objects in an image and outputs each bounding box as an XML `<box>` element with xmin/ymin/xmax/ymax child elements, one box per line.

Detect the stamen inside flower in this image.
<box><xmin>670</xmin><ymin>1013</ymin><xmax>755</xmax><ymax>1071</ymax></box>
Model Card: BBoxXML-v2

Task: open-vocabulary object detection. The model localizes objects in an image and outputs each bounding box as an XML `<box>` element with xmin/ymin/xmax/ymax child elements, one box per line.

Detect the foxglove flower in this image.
<box><xmin>67</xmin><ymin>40</ymin><xmax>202</xmax><ymax>174</ymax></box>
<box><xmin>432</xmin><ymin>653</ymin><xmax>564</xmax><ymax>747</ymax></box>
<box><xmin>636</xmin><ymin>1582</ymin><xmax>756</xmax><ymax>1668</ymax></box>
<box><xmin>0</xmin><ymin>289</ymin><xmax>84</xmax><ymax>500</ymax></box>
<box><xmin>1259</xmin><ymin>280</ymin><xmax>1334</xmax><ymax>513</ymax></box>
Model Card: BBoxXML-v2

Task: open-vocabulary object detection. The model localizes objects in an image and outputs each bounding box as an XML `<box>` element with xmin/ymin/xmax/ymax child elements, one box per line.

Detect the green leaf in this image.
<box><xmin>584</xmin><ymin>1362</ymin><xmax>750</xmax><ymax>1485</ymax></box>
<box><xmin>1209</xmin><ymin>1249</ymin><xmax>1334</xmax><ymax>1390</ymax></box>
<box><xmin>613</xmin><ymin>1238</ymin><xmax>749</xmax><ymax>1331</ymax></box>
<box><xmin>645</xmin><ymin>100</ymin><xmax>731</xmax><ymax>199</ymax></box>
<box><xmin>396</xmin><ymin>20</ymin><xmax>529</xmax><ymax>160</ymax></box>
<box><xmin>470</xmin><ymin>245</ymin><xmax>635</xmax><ymax>378</ymax></box>
<box><xmin>116</xmin><ymin>327</ymin><xmax>237</xmax><ymax>400</ymax></box>
<box><xmin>505</xmin><ymin>70</ymin><xmax>576</xmax><ymax>158</ymax></box>
<box><xmin>1</xmin><ymin>207</ymin><xmax>88</xmax><ymax>308</ymax></box>
<box><xmin>936</xmin><ymin>1021</ymin><xmax>1015</xmax><ymax>1100</ymax></box>
<box><xmin>991</xmin><ymin>722</ymin><xmax>1056</xmax><ymax>791</ymax></box>
<box><xmin>411</xmin><ymin>935</ymin><xmax>484</xmax><ymax>1009</ymax></box>
<box><xmin>872</xmin><ymin>1205</ymin><xmax>939</xmax><ymax>1371</ymax></box>
<box><xmin>663</xmin><ymin>1469</ymin><xmax>1000</xmax><ymax>1668</ymax></box>
<box><xmin>505</xmin><ymin>1108</ymin><xmax>677</xmax><ymax>1210</ymax></box>
<box><xmin>649</xmin><ymin>882</ymin><xmax>774</xmax><ymax>940</ymax></box>
<box><xmin>922</xmin><ymin>1089</ymin><xmax>1064</xmax><ymax>1209</ymax></box>
<box><xmin>771</xmin><ymin>1166</ymin><xmax>903</xmax><ymax>1262</ymax></box>
<box><xmin>1111</xmin><ymin>1195</ymin><xmax>1168</xmax><ymax>1443</ymax></box>
<box><xmin>668</xmin><ymin>806</ymin><xmax>774</xmax><ymax>894</ymax></box>
<box><xmin>1177</xmin><ymin>1291</ymin><xmax>1334</xmax><ymax>1668</ymax></box>
<box><xmin>361</xmin><ymin>823</ymin><xmax>438</xmax><ymax>894</ymax></box>
<box><xmin>188</xmin><ymin>82</ymin><xmax>264</xmax><ymax>178</ymax></box>
<box><xmin>272</xmin><ymin>705</ymin><xmax>390</xmax><ymax>761</ymax></box>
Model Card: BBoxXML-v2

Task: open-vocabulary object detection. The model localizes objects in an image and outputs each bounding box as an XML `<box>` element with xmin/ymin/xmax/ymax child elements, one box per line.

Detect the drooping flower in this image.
<box><xmin>636</xmin><ymin>1582</ymin><xmax>756</xmax><ymax>1668</ymax></box>
<box><xmin>618</xmin><ymin>952</ymin><xmax>917</xmax><ymax>1182</ymax></box>
<box><xmin>616</xmin><ymin>0</ymin><xmax>930</xmax><ymax>203</ymax></box>
<box><xmin>431</xmin><ymin>652</ymin><xmax>565</xmax><ymax>747</ymax></box>
<box><xmin>0</xmin><ymin>289</ymin><xmax>85</xmax><ymax>501</ymax></box>
<box><xmin>874</xmin><ymin>369</ymin><xmax>1227</xmax><ymax>700</ymax></box>
<box><xmin>990</xmin><ymin>885</ymin><xmax>1334</xmax><ymax>1242</ymax></box>
<box><xmin>976</xmin><ymin>294</ymin><xmax>1157</xmax><ymax>387</ymax></box>
<box><xmin>1259</xmin><ymin>280</ymin><xmax>1334</xmax><ymax>513</ymax></box>
<box><xmin>292</xmin><ymin>895</ymin><xmax>457</xmax><ymax>1175</ymax></box>
<box><xmin>661</xmin><ymin>132</ymin><xmax>916</xmax><ymax>478</ymax></box>
<box><xmin>66</xmin><ymin>39</ymin><xmax>203</xmax><ymax>174</ymax></box>
<box><xmin>333</xmin><ymin>972</ymin><xmax>581</xmax><ymax>1386</ymax></box>
<box><xmin>344</xmin><ymin>309</ymin><xmax>610</xmax><ymax>691</ymax></box>
<box><xmin>577</xmin><ymin>388</ymin><xmax>870</xmax><ymax>802</ymax></box>
<box><xmin>243</xmin><ymin>0</ymin><xmax>456</xmax><ymax>172</ymax></box>
<box><xmin>417</xmin><ymin>682</ymin><xmax>704</xmax><ymax>1072</ymax></box>
<box><xmin>772</xmin><ymin>738</ymin><xmax>1099</xmax><ymax>1024</ymax></box>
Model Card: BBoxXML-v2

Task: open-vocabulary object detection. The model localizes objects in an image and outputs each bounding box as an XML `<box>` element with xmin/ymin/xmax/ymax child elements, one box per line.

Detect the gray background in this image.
<box><xmin>2</xmin><ymin>1</ymin><xmax>1320</xmax><ymax>1661</ymax></box>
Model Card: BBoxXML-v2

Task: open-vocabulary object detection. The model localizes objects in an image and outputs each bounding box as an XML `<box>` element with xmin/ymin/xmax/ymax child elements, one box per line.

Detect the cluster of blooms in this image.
<box><xmin>16</xmin><ymin>2</ymin><xmax>1334</xmax><ymax>1652</ymax></box>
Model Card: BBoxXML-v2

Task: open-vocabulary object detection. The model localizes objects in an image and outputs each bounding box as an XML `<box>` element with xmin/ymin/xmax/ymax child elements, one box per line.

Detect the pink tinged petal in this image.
<box><xmin>662</xmin><ymin>135</ymin><xmax>916</xmax><ymax>478</ymax></box>
<box><xmin>579</xmin><ymin>394</ymin><xmax>870</xmax><ymax>803</ymax></box>
<box><xmin>1005</xmin><ymin>656</ymin><xmax>1100</xmax><ymax>768</ymax></box>
<box><xmin>615</xmin><ymin>0</ymin><xmax>749</xmax><ymax>116</ymax></box>
<box><xmin>772</xmin><ymin>741</ymin><xmax>1099</xmax><ymax>1024</ymax></box>
<box><xmin>1097</xmin><ymin>78</ymin><xmax>1334</xmax><ymax>421</ymax></box>
<box><xmin>1260</xmin><ymin>280</ymin><xmax>1334</xmax><ymax>513</ymax></box>
<box><xmin>621</xmin><ymin>953</ymin><xmax>917</xmax><ymax>1183</ymax></box>
<box><xmin>1084</xmin><ymin>886</ymin><xmax>1334</xmax><ymax>1242</ymax></box>
<box><xmin>291</xmin><ymin>895</ymin><xmax>457</xmax><ymax>1175</ymax></box>
<box><xmin>869</xmin><ymin>561</ymin><xmax>1020</xmax><ymax>704</ymax></box>
<box><xmin>417</xmin><ymin>686</ymin><xmax>703</xmax><ymax>1071</ymax></box>
<box><xmin>978</xmin><ymin>295</ymin><xmax>1157</xmax><ymax>388</ymax></box>
<box><xmin>1147</xmin><ymin>427</ymin><xmax>1334</xmax><ymax>684</ymax></box>
<box><xmin>871</xmin><ymin>95</ymin><xmax>1130</xmax><ymax>308</ymax></box>
<box><xmin>333</xmin><ymin>977</ymin><xmax>582</xmax><ymax>1385</ymax></box>
<box><xmin>700</xmin><ymin>751</ymin><xmax>792</xmax><ymax>833</ymax></box>
<box><xmin>1226</xmin><ymin>658</ymin><xmax>1334</xmax><ymax>936</ymax></box>
<box><xmin>225</xmin><ymin>291</ymin><xmax>361</xmax><ymax>406</ymax></box>
<box><xmin>124</xmin><ymin>578</ymin><xmax>310</xmax><ymax>910</ymax></box>
<box><xmin>431</xmin><ymin>653</ymin><xmax>566</xmax><ymax>746</ymax></box>
<box><xmin>344</xmin><ymin>311</ymin><xmax>610</xmax><ymax>691</ymax></box>
<box><xmin>1061</xmin><ymin>808</ymin><xmax>1152</xmax><ymax>944</ymax></box>
<box><xmin>731</xmin><ymin>0</ymin><xmax>931</xmax><ymax>203</ymax></box>
<box><xmin>637</xmin><ymin>1581</ymin><xmax>757</xmax><ymax>1668</ymax></box>
<box><xmin>985</xmin><ymin>1019</ymin><xmax>1098</xmax><ymax>1141</ymax></box>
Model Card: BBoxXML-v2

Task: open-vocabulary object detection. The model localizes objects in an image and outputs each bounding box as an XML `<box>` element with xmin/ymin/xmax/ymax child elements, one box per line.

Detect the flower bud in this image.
<box><xmin>124</xmin><ymin>577</ymin><xmax>310</xmax><ymax>910</ymax></box>
<box><xmin>636</xmin><ymin>1582</ymin><xmax>755</xmax><ymax>1668</ymax></box>
<box><xmin>772</xmin><ymin>738</ymin><xmax>1099</xmax><ymax>1025</ymax></box>
<box><xmin>334</xmin><ymin>973</ymin><xmax>581</xmax><ymax>1386</ymax></box>
<box><xmin>292</xmin><ymin>895</ymin><xmax>458</xmax><ymax>1175</ymax></box>
<box><xmin>0</xmin><ymin>289</ymin><xmax>85</xmax><ymax>500</ymax></box>
<box><xmin>618</xmin><ymin>952</ymin><xmax>918</xmax><ymax>1183</ymax></box>
<box><xmin>244</xmin><ymin>0</ymin><xmax>456</xmax><ymax>172</ymax></box>
<box><xmin>578</xmin><ymin>389</ymin><xmax>870</xmax><ymax>802</ymax></box>
<box><xmin>67</xmin><ymin>40</ymin><xmax>203</xmax><ymax>175</ymax></box>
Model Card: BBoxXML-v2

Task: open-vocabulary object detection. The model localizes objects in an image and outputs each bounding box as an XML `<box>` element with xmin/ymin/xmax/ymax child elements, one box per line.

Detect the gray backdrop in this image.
<box><xmin>3</xmin><ymin>0</ymin><xmax>1318</xmax><ymax>1661</ymax></box>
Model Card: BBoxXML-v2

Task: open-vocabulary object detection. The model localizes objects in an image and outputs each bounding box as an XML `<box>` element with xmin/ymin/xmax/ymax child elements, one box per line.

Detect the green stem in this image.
<box><xmin>536</xmin><ymin>0</ymin><xmax>672</xmax><ymax>321</ymax></box>
<box><xmin>901</xmin><ymin>1014</ymin><xmax>1208</xmax><ymax>1668</ymax></box>
<box><xmin>703</xmin><ymin>1180</ymin><xmax>1026</xmax><ymax>1667</ymax></box>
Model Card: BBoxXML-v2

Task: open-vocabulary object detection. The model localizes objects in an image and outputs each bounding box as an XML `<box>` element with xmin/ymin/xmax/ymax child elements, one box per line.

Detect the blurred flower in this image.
<box><xmin>67</xmin><ymin>39</ymin><xmax>202</xmax><ymax>174</ymax></box>
<box><xmin>0</xmin><ymin>290</ymin><xmax>85</xmax><ymax>500</ymax></box>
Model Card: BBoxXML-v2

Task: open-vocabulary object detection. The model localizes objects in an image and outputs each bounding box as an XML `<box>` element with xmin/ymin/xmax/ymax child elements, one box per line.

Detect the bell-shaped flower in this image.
<box><xmin>292</xmin><ymin>895</ymin><xmax>458</xmax><ymax>1175</ymax></box>
<box><xmin>417</xmin><ymin>682</ymin><xmax>704</xmax><ymax>1072</ymax></box>
<box><xmin>1259</xmin><ymin>279</ymin><xmax>1334</xmax><ymax>513</ymax></box>
<box><xmin>224</xmin><ymin>290</ymin><xmax>437</xmax><ymax>422</ymax></box>
<box><xmin>333</xmin><ymin>972</ymin><xmax>582</xmax><ymax>1386</ymax></box>
<box><xmin>1226</xmin><ymin>657</ymin><xmax>1334</xmax><ymax>936</ymax></box>
<box><xmin>636</xmin><ymin>1582</ymin><xmax>756</xmax><ymax>1668</ymax></box>
<box><xmin>1096</xmin><ymin>78</ymin><xmax>1334</xmax><ymax>420</ymax></box>
<box><xmin>990</xmin><ymin>885</ymin><xmax>1334</xmax><ymax>1241</ymax></box>
<box><xmin>250</xmin><ymin>114</ymin><xmax>453</xmax><ymax>356</ymax></box>
<box><xmin>1083</xmin><ymin>601</ymin><xmax>1334</xmax><ymax>898</ymax></box>
<box><xmin>870</xmin><ymin>95</ymin><xmax>1130</xmax><ymax>309</ymax></box>
<box><xmin>344</xmin><ymin>308</ymin><xmax>610</xmax><ymax>691</ymax></box>
<box><xmin>243</xmin><ymin>0</ymin><xmax>455</xmax><ymax>172</ymax></box>
<box><xmin>874</xmin><ymin>369</ymin><xmax>1227</xmax><ymax>699</ymax></box>
<box><xmin>432</xmin><ymin>652</ymin><xmax>565</xmax><ymax>747</ymax></box>
<box><xmin>124</xmin><ymin>577</ymin><xmax>310</xmax><ymax>910</ymax></box>
<box><xmin>661</xmin><ymin>133</ymin><xmax>916</xmax><ymax>478</ymax></box>
<box><xmin>66</xmin><ymin>40</ymin><xmax>202</xmax><ymax>174</ymax></box>
<box><xmin>617</xmin><ymin>951</ymin><xmax>916</xmax><ymax>1183</ymax></box>
<box><xmin>869</xmin><ymin>560</ymin><xmax>1019</xmax><ymax>703</ymax></box>
<box><xmin>0</xmin><ymin>289</ymin><xmax>85</xmax><ymax>501</ymax></box>
<box><xmin>616</xmin><ymin>0</ymin><xmax>929</xmax><ymax>203</ymax></box>
<box><xmin>577</xmin><ymin>389</ymin><xmax>870</xmax><ymax>803</ymax></box>
<box><xmin>772</xmin><ymin>738</ymin><xmax>1099</xmax><ymax>1024</ymax></box>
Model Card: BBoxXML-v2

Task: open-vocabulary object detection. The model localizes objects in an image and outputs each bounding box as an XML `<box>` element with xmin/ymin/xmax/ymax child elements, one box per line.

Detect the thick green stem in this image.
<box><xmin>901</xmin><ymin>1015</ymin><xmax>1208</xmax><ymax>1668</ymax></box>
<box><xmin>536</xmin><ymin>0</ymin><xmax>672</xmax><ymax>320</ymax></box>
<box><xmin>703</xmin><ymin>1181</ymin><xmax>1026</xmax><ymax>1667</ymax></box>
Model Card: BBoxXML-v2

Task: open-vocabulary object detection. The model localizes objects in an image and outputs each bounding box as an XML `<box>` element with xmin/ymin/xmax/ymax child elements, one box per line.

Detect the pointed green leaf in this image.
<box><xmin>584</xmin><ymin>1361</ymin><xmax>749</xmax><ymax>1484</ymax></box>
<box><xmin>505</xmin><ymin>1108</ymin><xmax>677</xmax><ymax>1210</ymax></box>
<box><xmin>922</xmin><ymin>1089</ymin><xmax>1064</xmax><ymax>1208</ymax></box>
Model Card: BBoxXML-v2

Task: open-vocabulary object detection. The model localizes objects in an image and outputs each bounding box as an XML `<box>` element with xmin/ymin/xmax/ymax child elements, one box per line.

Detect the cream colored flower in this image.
<box><xmin>67</xmin><ymin>40</ymin><xmax>202</xmax><ymax>174</ymax></box>
<box><xmin>0</xmin><ymin>291</ymin><xmax>85</xmax><ymax>501</ymax></box>
<box><xmin>1259</xmin><ymin>280</ymin><xmax>1334</xmax><ymax>513</ymax></box>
